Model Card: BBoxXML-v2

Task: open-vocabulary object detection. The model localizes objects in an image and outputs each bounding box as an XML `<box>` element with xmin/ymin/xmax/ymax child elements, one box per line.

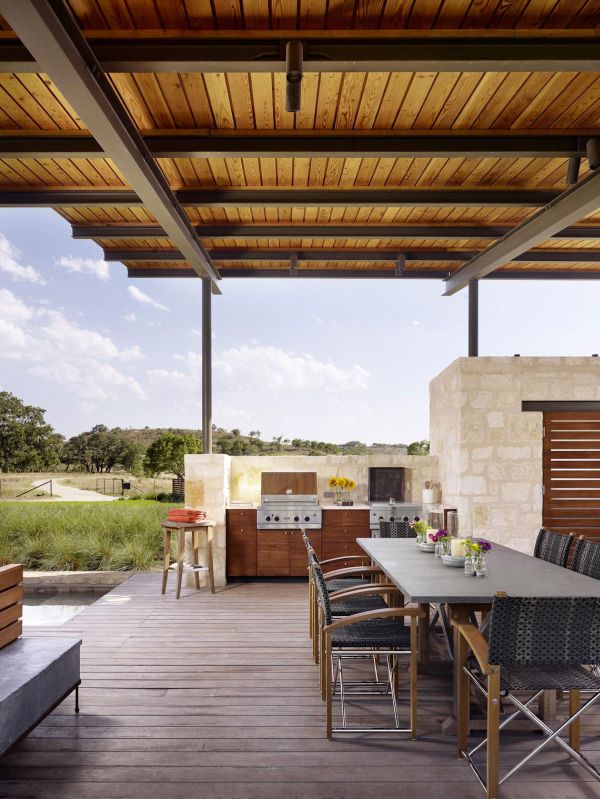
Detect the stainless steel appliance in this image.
<box><xmin>369</xmin><ymin>501</ymin><xmax>422</xmax><ymax>535</ymax></box>
<box><xmin>257</xmin><ymin>471</ymin><xmax>322</xmax><ymax>530</ymax></box>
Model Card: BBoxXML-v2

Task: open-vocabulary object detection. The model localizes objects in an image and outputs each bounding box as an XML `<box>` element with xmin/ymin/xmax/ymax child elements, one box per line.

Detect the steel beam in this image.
<box><xmin>444</xmin><ymin>168</ymin><xmax>600</xmax><ymax>294</ymax></box>
<box><xmin>105</xmin><ymin>247</ymin><xmax>600</xmax><ymax>263</ymax></box>
<box><xmin>468</xmin><ymin>280</ymin><xmax>479</xmax><ymax>357</ymax></box>
<box><xmin>2</xmin><ymin>33</ymin><xmax>600</xmax><ymax>73</ymax></box>
<box><xmin>0</xmin><ymin>131</ymin><xmax>589</xmax><ymax>159</ymax></box>
<box><xmin>202</xmin><ymin>279</ymin><xmax>212</xmax><ymax>454</ymax></box>
<box><xmin>72</xmin><ymin>223</ymin><xmax>600</xmax><ymax>241</ymax></box>
<box><xmin>126</xmin><ymin>267</ymin><xmax>600</xmax><ymax>280</ymax></box>
<box><xmin>0</xmin><ymin>187</ymin><xmax>560</xmax><ymax>209</ymax></box>
<box><xmin>0</xmin><ymin>0</ymin><xmax>220</xmax><ymax>290</ymax></box>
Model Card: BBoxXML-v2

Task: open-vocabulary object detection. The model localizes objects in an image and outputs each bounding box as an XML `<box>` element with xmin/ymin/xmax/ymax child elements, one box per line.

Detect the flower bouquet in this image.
<box><xmin>463</xmin><ymin>538</ymin><xmax>492</xmax><ymax>576</ymax></box>
<box><xmin>328</xmin><ymin>476</ymin><xmax>356</xmax><ymax>506</ymax></box>
<box><xmin>429</xmin><ymin>528</ymin><xmax>449</xmax><ymax>557</ymax></box>
<box><xmin>412</xmin><ymin>519</ymin><xmax>432</xmax><ymax>546</ymax></box>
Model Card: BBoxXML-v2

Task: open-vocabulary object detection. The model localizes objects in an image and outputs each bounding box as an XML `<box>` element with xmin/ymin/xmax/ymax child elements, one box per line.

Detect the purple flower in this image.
<box><xmin>477</xmin><ymin>539</ymin><xmax>492</xmax><ymax>552</ymax></box>
<box><xmin>436</xmin><ymin>529</ymin><xmax>448</xmax><ymax>539</ymax></box>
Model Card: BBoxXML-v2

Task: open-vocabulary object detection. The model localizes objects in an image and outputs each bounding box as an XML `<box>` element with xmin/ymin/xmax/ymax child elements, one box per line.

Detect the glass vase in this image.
<box><xmin>464</xmin><ymin>555</ymin><xmax>475</xmax><ymax>576</ymax></box>
<box><xmin>475</xmin><ymin>555</ymin><xmax>487</xmax><ymax>577</ymax></box>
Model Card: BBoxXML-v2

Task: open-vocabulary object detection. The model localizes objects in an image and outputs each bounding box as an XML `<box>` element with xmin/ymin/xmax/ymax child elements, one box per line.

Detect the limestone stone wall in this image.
<box><xmin>430</xmin><ymin>357</ymin><xmax>600</xmax><ymax>553</ymax></box>
<box><xmin>185</xmin><ymin>452</ymin><xmax>438</xmax><ymax>585</ymax></box>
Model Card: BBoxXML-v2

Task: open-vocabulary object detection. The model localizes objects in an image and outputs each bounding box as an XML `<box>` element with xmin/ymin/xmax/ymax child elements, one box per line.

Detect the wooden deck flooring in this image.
<box><xmin>1</xmin><ymin>575</ymin><xmax>599</xmax><ymax>798</ymax></box>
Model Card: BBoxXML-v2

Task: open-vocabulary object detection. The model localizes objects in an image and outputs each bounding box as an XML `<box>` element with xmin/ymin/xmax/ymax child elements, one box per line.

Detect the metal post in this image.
<box><xmin>468</xmin><ymin>279</ymin><xmax>479</xmax><ymax>357</ymax></box>
<box><xmin>202</xmin><ymin>279</ymin><xmax>212</xmax><ymax>453</ymax></box>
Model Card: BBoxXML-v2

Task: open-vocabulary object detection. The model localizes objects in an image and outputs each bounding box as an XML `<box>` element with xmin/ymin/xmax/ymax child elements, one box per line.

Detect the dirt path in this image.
<box><xmin>31</xmin><ymin>478</ymin><xmax>120</xmax><ymax>502</ymax></box>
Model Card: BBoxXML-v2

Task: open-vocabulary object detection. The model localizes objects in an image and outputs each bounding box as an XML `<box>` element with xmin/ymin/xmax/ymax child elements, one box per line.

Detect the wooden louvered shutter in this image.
<box><xmin>543</xmin><ymin>412</ymin><xmax>600</xmax><ymax>538</ymax></box>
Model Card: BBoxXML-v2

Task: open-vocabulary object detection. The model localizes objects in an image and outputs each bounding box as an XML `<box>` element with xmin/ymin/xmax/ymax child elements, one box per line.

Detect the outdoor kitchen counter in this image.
<box><xmin>320</xmin><ymin>503</ymin><xmax>370</xmax><ymax>510</ymax></box>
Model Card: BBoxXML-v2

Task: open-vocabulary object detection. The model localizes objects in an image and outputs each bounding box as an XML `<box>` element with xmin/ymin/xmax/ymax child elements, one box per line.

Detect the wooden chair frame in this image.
<box><xmin>321</xmin><ymin>593</ymin><xmax>423</xmax><ymax>738</ymax></box>
<box><xmin>454</xmin><ymin>616</ymin><xmax>600</xmax><ymax>799</ymax></box>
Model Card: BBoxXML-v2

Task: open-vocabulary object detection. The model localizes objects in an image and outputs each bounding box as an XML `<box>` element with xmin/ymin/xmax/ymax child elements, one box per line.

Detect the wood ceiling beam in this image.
<box><xmin>105</xmin><ymin>248</ymin><xmax>600</xmax><ymax>263</ymax></box>
<box><xmin>71</xmin><ymin>223</ymin><xmax>600</xmax><ymax>241</ymax></box>
<box><xmin>444</xmin><ymin>167</ymin><xmax>600</xmax><ymax>294</ymax></box>
<box><xmin>0</xmin><ymin>0</ymin><xmax>220</xmax><ymax>290</ymax></box>
<box><xmin>0</xmin><ymin>187</ymin><xmax>562</xmax><ymax>208</ymax></box>
<box><xmin>0</xmin><ymin>131</ymin><xmax>591</xmax><ymax>159</ymax></box>
<box><xmin>1</xmin><ymin>31</ymin><xmax>599</xmax><ymax>73</ymax></box>
<box><xmin>127</xmin><ymin>267</ymin><xmax>600</xmax><ymax>281</ymax></box>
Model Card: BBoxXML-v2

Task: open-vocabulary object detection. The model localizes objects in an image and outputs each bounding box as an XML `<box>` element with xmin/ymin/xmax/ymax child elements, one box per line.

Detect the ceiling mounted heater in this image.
<box><xmin>286</xmin><ymin>41</ymin><xmax>303</xmax><ymax>113</ymax></box>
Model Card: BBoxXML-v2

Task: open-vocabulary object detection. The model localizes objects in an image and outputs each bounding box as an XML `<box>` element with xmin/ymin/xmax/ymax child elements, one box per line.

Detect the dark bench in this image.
<box><xmin>0</xmin><ymin>564</ymin><xmax>81</xmax><ymax>756</ymax></box>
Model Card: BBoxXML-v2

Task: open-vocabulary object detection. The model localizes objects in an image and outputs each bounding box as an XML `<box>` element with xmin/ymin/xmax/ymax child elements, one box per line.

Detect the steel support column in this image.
<box><xmin>202</xmin><ymin>279</ymin><xmax>212</xmax><ymax>454</ymax></box>
<box><xmin>468</xmin><ymin>279</ymin><xmax>479</xmax><ymax>357</ymax></box>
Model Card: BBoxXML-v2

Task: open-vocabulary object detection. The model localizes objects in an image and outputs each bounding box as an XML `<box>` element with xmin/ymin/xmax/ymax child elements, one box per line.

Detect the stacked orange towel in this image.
<box><xmin>167</xmin><ymin>509</ymin><xmax>207</xmax><ymax>523</ymax></box>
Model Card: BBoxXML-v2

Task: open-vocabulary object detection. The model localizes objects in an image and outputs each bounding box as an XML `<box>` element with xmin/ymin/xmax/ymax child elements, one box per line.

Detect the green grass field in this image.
<box><xmin>0</xmin><ymin>500</ymin><xmax>182</xmax><ymax>571</ymax></box>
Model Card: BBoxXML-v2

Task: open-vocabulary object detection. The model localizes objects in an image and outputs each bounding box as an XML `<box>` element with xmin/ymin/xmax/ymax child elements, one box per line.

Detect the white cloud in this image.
<box><xmin>128</xmin><ymin>286</ymin><xmax>169</xmax><ymax>312</ymax></box>
<box><xmin>55</xmin><ymin>255</ymin><xmax>109</xmax><ymax>281</ymax></box>
<box><xmin>0</xmin><ymin>288</ymin><xmax>144</xmax><ymax>407</ymax></box>
<box><xmin>123</xmin><ymin>312</ymin><xmax>137</xmax><ymax>322</ymax></box>
<box><xmin>0</xmin><ymin>234</ymin><xmax>45</xmax><ymax>284</ymax></box>
<box><xmin>148</xmin><ymin>345</ymin><xmax>369</xmax><ymax>396</ymax></box>
<box><xmin>214</xmin><ymin>345</ymin><xmax>369</xmax><ymax>392</ymax></box>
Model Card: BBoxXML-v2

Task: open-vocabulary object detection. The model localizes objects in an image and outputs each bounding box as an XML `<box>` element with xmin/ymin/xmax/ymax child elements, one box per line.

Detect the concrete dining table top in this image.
<box><xmin>357</xmin><ymin>538</ymin><xmax>600</xmax><ymax>605</ymax></box>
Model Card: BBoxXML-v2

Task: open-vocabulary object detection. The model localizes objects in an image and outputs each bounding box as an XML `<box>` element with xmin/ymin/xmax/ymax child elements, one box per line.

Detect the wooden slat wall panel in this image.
<box><xmin>543</xmin><ymin>412</ymin><xmax>600</xmax><ymax>538</ymax></box>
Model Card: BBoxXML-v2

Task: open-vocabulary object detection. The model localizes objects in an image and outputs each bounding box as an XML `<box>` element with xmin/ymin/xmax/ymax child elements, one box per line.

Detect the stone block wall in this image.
<box><xmin>430</xmin><ymin>357</ymin><xmax>600</xmax><ymax>553</ymax></box>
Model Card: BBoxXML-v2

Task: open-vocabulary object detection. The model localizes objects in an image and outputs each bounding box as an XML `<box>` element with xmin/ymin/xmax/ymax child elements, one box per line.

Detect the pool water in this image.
<box><xmin>23</xmin><ymin>593</ymin><xmax>103</xmax><ymax>626</ymax></box>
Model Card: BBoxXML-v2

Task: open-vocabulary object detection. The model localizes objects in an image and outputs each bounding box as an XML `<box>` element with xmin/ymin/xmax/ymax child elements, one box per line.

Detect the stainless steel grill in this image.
<box><xmin>256</xmin><ymin>471</ymin><xmax>322</xmax><ymax>530</ymax></box>
<box><xmin>369</xmin><ymin>502</ymin><xmax>422</xmax><ymax>534</ymax></box>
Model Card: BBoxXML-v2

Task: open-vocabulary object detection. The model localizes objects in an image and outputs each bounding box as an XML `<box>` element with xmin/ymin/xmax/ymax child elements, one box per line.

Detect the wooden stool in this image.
<box><xmin>160</xmin><ymin>520</ymin><xmax>216</xmax><ymax>599</ymax></box>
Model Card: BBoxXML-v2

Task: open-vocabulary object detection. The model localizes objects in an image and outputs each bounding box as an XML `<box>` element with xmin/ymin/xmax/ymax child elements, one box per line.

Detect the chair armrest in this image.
<box><xmin>322</xmin><ymin>556</ymin><xmax>370</xmax><ymax>568</ymax></box>
<box><xmin>323</xmin><ymin>566</ymin><xmax>382</xmax><ymax>580</ymax></box>
<box><xmin>324</xmin><ymin>606</ymin><xmax>425</xmax><ymax>633</ymax></box>
<box><xmin>329</xmin><ymin>584</ymin><xmax>399</xmax><ymax>601</ymax></box>
<box><xmin>454</xmin><ymin>622</ymin><xmax>492</xmax><ymax>675</ymax></box>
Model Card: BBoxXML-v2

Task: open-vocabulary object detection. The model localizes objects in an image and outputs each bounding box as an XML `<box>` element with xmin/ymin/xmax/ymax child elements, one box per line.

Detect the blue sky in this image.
<box><xmin>1</xmin><ymin>207</ymin><xmax>599</xmax><ymax>444</ymax></box>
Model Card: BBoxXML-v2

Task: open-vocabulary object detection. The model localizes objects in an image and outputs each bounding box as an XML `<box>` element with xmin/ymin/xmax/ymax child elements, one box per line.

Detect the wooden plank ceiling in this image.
<box><xmin>0</xmin><ymin>1</ymin><xmax>599</xmax><ymax>280</ymax></box>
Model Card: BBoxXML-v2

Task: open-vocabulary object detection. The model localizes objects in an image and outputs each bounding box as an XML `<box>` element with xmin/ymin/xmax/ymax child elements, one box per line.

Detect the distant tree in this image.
<box><xmin>407</xmin><ymin>439</ymin><xmax>430</xmax><ymax>455</ymax></box>
<box><xmin>231</xmin><ymin>428</ymin><xmax>241</xmax><ymax>437</ymax></box>
<box><xmin>143</xmin><ymin>432</ymin><xmax>202</xmax><ymax>479</ymax></box>
<box><xmin>62</xmin><ymin>425</ymin><xmax>138</xmax><ymax>473</ymax></box>
<box><xmin>0</xmin><ymin>391</ymin><xmax>63</xmax><ymax>472</ymax></box>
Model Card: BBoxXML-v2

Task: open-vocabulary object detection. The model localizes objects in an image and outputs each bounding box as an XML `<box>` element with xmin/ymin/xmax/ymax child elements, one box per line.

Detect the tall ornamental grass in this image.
<box><xmin>0</xmin><ymin>501</ymin><xmax>181</xmax><ymax>571</ymax></box>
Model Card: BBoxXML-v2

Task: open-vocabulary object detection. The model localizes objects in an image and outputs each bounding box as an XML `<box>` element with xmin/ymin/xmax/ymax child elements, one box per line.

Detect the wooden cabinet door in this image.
<box><xmin>226</xmin><ymin>527</ymin><xmax>257</xmax><ymax>577</ymax></box>
<box><xmin>226</xmin><ymin>509</ymin><xmax>257</xmax><ymax>577</ymax></box>
<box><xmin>289</xmin><ymin>530</ymin><xmax>321</xmax><ymax>577</ymax></box>
<box><xmin>322</xmin><ymin>509</ymin><xmax>371</xmax><ymax>566</ymax></box>
<box><xmin>257</xmin><ymin>531</ymin><xmax>290</xmax><ymax>576</ymax></box>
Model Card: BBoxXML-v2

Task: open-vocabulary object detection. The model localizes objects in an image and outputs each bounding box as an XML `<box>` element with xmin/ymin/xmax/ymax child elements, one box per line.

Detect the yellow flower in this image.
<box><xmin>346</xmin><ymin>479</ymin><xmax>356</xmax><ymax>491</ymax></box>
<box><xmin>338</xmin><ymin>477</ymin><xmax>348</xmax><ymax>489</ymax></box>
<box><xmin>328</xmin><ymin>477</ymin><xmax>339</xmax><ymax>489</ymax></box>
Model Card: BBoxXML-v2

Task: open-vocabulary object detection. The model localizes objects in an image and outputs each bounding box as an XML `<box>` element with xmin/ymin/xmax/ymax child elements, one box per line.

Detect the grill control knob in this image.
<box><xmin>390</xmin><ymin>515</ymin><xmax>395</xmax><ymax>521</ymax></box>
<box><xmin>304</xmin><ymin>516</ymin><xmax>311</xmax><ymax>522</ymax></box>
<box><xmin>403</xmin><ymin>516</ymin><xmax>409</xmax><ymax>522</ymax></box>
<box><xmin>294</xmin><ymin>516</ymin><xmax>300</xmax><ymax>522</ymax></box>
<box><xmin>274</xmin><ymin>515</ymin><xmax>280</xmax><ymax>522</ymax></box>
<box><xmin>265</xmin><ymin>515</ymin><xmax>271</xmax><ymax>521</ymax></box>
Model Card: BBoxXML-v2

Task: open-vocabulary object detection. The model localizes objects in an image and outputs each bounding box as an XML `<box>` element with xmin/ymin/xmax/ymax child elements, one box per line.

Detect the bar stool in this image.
<box><xmin>161</xmin><ymin>519</ymin><xmax>216</xmax><ymax>599</ymax></box>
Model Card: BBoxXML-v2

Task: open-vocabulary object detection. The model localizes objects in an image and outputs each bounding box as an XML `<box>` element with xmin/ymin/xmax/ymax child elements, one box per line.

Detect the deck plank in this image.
<box><xmin>1</xmin><ymin>575</ymin><xmax>599</xmax><ymax>798</ymax></box>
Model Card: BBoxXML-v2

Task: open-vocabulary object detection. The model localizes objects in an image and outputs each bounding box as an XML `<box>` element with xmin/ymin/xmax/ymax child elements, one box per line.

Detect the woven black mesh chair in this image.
<box><xmin>455</xmin><ymin>593</ymin><xmax>600</xmax><ymax>798</ymax></box>
<box><xmin>302</xmin><ymin>531</ymin><xmax>382</xmax><ymax>663</ymax></box>
<box><xmin>572</xmin><ymin>536</ymin><xmax>600</xmax><ymax>580</ymax></box>
<box><xmin>312</xmin><ymin>559</ymin><xmax>422</xmax><ymax>737</ymax></box>
<box><xmin>533</xmin><ymin>527</ymin><xmax>573</xmax><ymax>567</ymax></box>
<box><xmin>379</xmin><ymin>520</ymin><xmax>416</xmax><ymax>538</ymax></box>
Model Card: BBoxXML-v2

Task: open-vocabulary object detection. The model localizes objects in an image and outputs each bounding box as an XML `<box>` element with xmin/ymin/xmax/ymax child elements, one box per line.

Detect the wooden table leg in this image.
<box><xmin>418</xmin><ymin>603</ymin><xmax>431</xmax><ymax>669</ymax></box>
<box><xmin>192</xmin><ymin>529</ymin><xmax>201</xmax><ymax>590</ymax></box>
<box><xmin>176</xmin><ymin>528</ymin><xmax>185</xmax><ymax>599</ymax></box>
<box><xmin>538</xmin><ymin>690</ymin><xmax>557</xmax><ymax>722</ymax></box>
<box><xmin>207</xmin><ymin>527</ymin><xmax>216</xmax><ymax>593</ymax></box>
<box><xmin>161</xmin><ymin>529</ymin><xmax>170</xmax><ymax>594</ymax></box>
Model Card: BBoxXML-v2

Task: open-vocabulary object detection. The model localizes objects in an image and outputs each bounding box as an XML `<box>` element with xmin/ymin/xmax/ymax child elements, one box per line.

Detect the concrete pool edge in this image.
<box><xmin>24</xmin><ymin>570</ymin><xmax>133</xmax><ymax>593</ymax></box>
